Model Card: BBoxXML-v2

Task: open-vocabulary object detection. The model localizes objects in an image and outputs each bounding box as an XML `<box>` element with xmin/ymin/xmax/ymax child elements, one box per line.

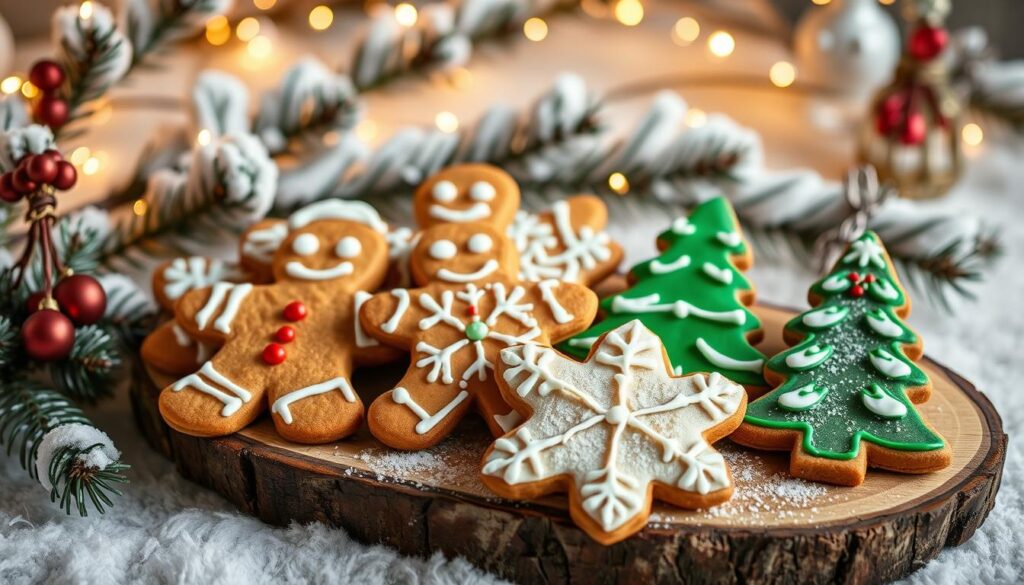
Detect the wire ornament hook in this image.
<box><xmin>814</xmin><ymin>165</ymin><xmax>893</xmax><ymax>273</ymax></box>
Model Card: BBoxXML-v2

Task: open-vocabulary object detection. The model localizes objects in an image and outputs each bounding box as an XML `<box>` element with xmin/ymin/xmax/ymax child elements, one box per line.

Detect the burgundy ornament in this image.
<box><xmin>0</xmin><ymin>173</ymin><xmax>19</xmax><ymax>202</ymax></box>
<box><xmin>25</xmin><ymin>291</ymin><xmax>47</xmax><ymax>314</ymax></box>
<box><xmin>35</xmin><ymin>96</ymin><xmax>69</xmax><ymax>129</ymax></box>
<box><xmin>908</xmin><ymin>26</ymin><xmax>948</xmax><ymax>61</ymax></box>
<box><xmin>28</xmin><ymin>60</ymin><xmax>65</xmax><ymax>92</ymax></box>
<box><xmin>11</xmin><ymin>167</ymin><xmax>38</xmax><ymax>194</ymax></box>
<box><xmin>22</xmin><ymin>309</ymin><xmax>75</xmax><ymax>361</ymax></box>
<box><xmin>52</xmin><ymin>161</ymin><xmax>77</xmax><ymax>190</ymax></box>
<box><xmin>901</xmin><ymin>112</ymin><xmax>927</xmax><ymax>145</ymax></box>
<box><xmin>54</xmin><ymin>273</ymin><xmax>107</xmax><ymax>325</ymax></box>
<box><xmin>26</xmin><ymin>153</ymin><xmax>59</xmax><ymax>184</ymax></box>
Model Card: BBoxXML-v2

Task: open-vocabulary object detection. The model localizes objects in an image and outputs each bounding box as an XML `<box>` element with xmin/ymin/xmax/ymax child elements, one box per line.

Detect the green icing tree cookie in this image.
<box><xmin>732</xmin><ymin>231</ymin><xmax>950</xmax><ymax>486</ymax></box>
<box><xmin>559</xmin><ymin>196</ymin><xmax>766</xmax><ymax>388</ymax></box>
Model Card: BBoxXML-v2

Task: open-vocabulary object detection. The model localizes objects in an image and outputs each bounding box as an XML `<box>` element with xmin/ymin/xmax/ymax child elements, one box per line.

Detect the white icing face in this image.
<box><xmin>415</xmin><ymin>165</ymin><xmax>520</xmax><ymax>229</ymax></box>
<box><xmin>336</xmin><ymin>236</ymin><xmax>362</xmax><ymax>259</ymax></box>
<box><xmin>414</xmin><ymin>224</ymin><xmax>513</xmax><ymax>285</ymax></box>
<box><xmin>469</xmin><ymin>181</ymin><xmax>496</xmax><ymax>201</ymax></box>
<box><xmin>468</xmin><ymin>233</ymin><xmax>493</xmax><ymax>254</ymax></box>
<box><xmin>292</xmin><ymin>233</ymin><xmax>320</xmax><ymax>256</ymax></box>
<box><xmin>430</xmin><ymin>240</ymin><xmax>458</xmax><ymax>260</ymax></box>
<box><xmin>432</xmin><ymin>180</ymin><xmax>458</xmax><ymax>203</ymax></box>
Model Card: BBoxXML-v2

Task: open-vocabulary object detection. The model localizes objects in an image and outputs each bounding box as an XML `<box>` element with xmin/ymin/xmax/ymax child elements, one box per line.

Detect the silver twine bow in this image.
<box><xmin>814</xmin><ymin>165</ymin><xmax>893</xmax><ymax>273</ymax></box>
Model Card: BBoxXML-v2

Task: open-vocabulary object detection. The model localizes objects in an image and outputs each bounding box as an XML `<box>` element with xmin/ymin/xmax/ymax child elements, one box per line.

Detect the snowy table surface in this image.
<box><xmin>2</xmin><ymin>3</ymin><xmax>1023</xmax><ymax>583</ymax></box>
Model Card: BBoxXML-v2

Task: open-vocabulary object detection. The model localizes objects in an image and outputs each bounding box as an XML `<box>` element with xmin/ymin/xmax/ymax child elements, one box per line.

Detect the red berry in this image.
<box><xmin>908</xmin><ymin>26</ymin><xmax>948</xmax><ymax>61</ymax></box>
<box><xmin>864</xmin><ymin>274</ymin><xmax>876</xmax><ymax>283</ymax></box>
<box><xmin>11</xmin><ymin>168</ymin><xmax>38</xmax><ymax>194</ymax></box>
<box><xmin>22</xmin><ymin>309</ymin><xmax>75</xmax><ymax>361</ymax></box>
<box><xmin>0</xmin><ymin>173</ymin><xmax>20</xmax><ymax>202</ymax></box>
<box><xmin>52</xmin><ymin>161</ymin><xmax>77</xmax><ymax>190</ymax></box>
<box><xmin>847</xmin><ymin>272</ymin><xmax>860</xmax><ymax>281</ymax></box>
<box><xmin>850</xmin><ymin>285</ymin><xmax>865</xmax><ymax>298</ymax></box>
<box><xmin>262</xmin><ymin>343</ymin><xmax>286</xmax><ymax>365</ymax></box>
<box><xmin>35</xmin><ymin>96</ymin><xmax>69</xmax><ymax>129</ymax></box>
<box><xmin>28</xmin><ymin>60</ymin><xmax>65</xmax><ymax>91</ymax></box>
<box><xmin>274</xmin><ymin>325</ymin><xmax>296</xmax><ymax>343</ymax></box>
<box><xmin>901</xmin><ymin>113</ymin><xmax>927</xmax><ymax>145</ymax></box>
<box><xmin>26</xmin><ymin>154</ymin><xmax>59</xmax><ymax>184</ymax></box>
<box><xmin>283</xmin><ymin>301</ymin><xmax>307</xmax><ymax>321</ymax></box>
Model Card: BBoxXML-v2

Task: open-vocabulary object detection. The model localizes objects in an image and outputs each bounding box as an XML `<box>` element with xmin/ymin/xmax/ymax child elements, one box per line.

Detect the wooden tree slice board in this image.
<box><xmin>130</xmin><ymin>303</ymin><xmax>1006</xmax><ymax>585</ymax></box>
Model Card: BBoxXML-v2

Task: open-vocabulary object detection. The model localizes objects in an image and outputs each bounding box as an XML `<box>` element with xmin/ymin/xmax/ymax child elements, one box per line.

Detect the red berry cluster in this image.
<box><xmin>22</xmin><ymin>274</ymin><xmax>107</xmax><ymax>362</ymax></box>
<box><xmin>846</xmin><ymin>271</ymin><xmax>876</xmax><ymax>298</ymax></box>
<box><xmin>875</xmin><ymin>92</ymin><xmax>929</xmax><ymax>146</ymax></box>
<box><xmin>28</xmin><ymin>60</ymin><xmax>70</xmax><ymax>130</ymax></box>
<box><xmin>908</xmin><ymin>26</ymin><xmax>948</xmax><ymax>62</ymax></box>
<box><xmin>263</xmin><ymin>302</ymin><xmax>308</xmax><ymax>365</ymax></box>
<box><xmin>0</xmin><ymin>149</ymin><xmax>77</xmax><ymax>203</ymax></box>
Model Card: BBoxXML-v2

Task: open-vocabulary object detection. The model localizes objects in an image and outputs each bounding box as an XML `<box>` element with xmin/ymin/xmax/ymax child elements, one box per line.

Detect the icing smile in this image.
<box><xmin>285</xmin><ymin>260</ymin><xmax>354</xmax><ymax>281</ymax></box>
<box><xmin>429</xmin><ymin>202</ymin><xmax>491</xmax><ymax>222</ymax></box>
<box><xmin>437</xmin><ymin>259</ymin><xmax>499</xmax><ymax>282</ymax></box>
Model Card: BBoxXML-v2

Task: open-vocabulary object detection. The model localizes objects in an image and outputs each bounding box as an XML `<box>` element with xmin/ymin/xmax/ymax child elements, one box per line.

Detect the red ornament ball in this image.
<box><xmin>875</xmin><ymin>94</ymin><xmax>906</xmax><ymax>135</ymax></box>
<box><xmin>54</xmin><ymin>274</ymin><xmax>107</xmax><ymax>325</ymax></box>
<box><xmin>12</xmin><ymin>168</ymin><xmax>38</xmax><ymax>194</ymax></box>
<box><xmin>52</xmin><ymin>161</ymin><xmax>77</xmax><ymax>190</ymax></box>
<box><xmin>35</xmin><ymin>96</ymin><xmax>69</xmax><ymax>129</ymax></box>
<box><xmin>26</xmin><ymin>153</ymin><xmax>59</xmax><ymax>184</ymax></box>
<box><xmin>274</xmin><ymin>325</ymin><xmax>296</xmax><ymax>343</ymax></box>
<box><xmin>909</xmin><ymin>26</ymin><xmax>948</xmax><ymax>61</ymax></box>
<box><xmin>850</xmin><ymin>285</ymin><xmax>865</xmax><ymax>298</ymax></box>
<box><xmin>901</xmin><ymin>113</ymin><xmax>927</xmax><ymax>145</ymax></box>
<box><xmin>0</xmin><ymin>173</ymin><xmax>19</xmax><ymax>202</ymax></box>
<box><xmin>26</xmin><ymin>291</ymin><xmax>47</xmax><ymax>314</ymax></box>
<box><xmin>283</xmin><ymin>301</ymin><xmax>307</xmax><ymax>322</ymax></box>
<box><xmin>22</xmin><ymin>309</ymin><xmax>75</xmax><ymax>361</ymax></box>
<box><xmin>262</xmin><ymin>343</ymin><xmax>287</xmax><ymax>365</ymax></box>
<box><xmin>28</xmin><ymin>60</ymin><xmax>65</xmax><ymax>91</ymax></box>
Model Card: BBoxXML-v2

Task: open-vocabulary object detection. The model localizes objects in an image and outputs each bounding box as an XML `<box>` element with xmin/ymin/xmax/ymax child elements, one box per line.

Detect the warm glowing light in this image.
<box><xmin>523</xmin><ymin>17</ymin><xmax>548</xmax><ymax>42</ymax></box>
<box><xmin>435</xmin><ymin>111</ymin><xmax>459</xmax><ymax>133</ymax></box>
<box><xmin>395</xmin><ymin>3</ymin><xmax>418</xmax><ymax>27</ymax></box>
<box><xmin>82</xmin><ymin>156</ymin><xmax>101</xmax><ymax>176</ymax></box>
<box><xmin>70</xmin><ymin>147</ymin><xmax>91</xmax><ymax>166</ymax></box>
<box><xmin>236</xmin><ymin>17</ymin><xmax>260</xmax><ymax>41</ymax></box>
<box><xmin>1</xmin><ymin>76</ymin><xmax>22</xmax><ymax>95</ymax></box>
<box><xmin>685</xmin><ymin>108</ymin><xmax>707</xmax><ymax>128</ymax></box>
<box><xmin>356</xmin><ymin>119</ymin><xmax>378</xmax><ymax>142</ymax></box>
<box><xmin>253</xmin><ymin>0</ymin><xmax>277</xmax><ymax>9</ymax></box>
<box><xmin>20</xmin><ymin>81</ymin><xmax>38</xmax><ymax>99</ymax></box>
<box><xmin>79</xmin><ymin>1</ymin><xmax>94</xmax><ymax>20</ymax></box>
<box><xmin>247</xmin><ymin>35</ymin><xmax>272</xmax><ymax>59</ymax></box>
<box><xmin>769</xmin><ymin>61</ymin><xmax>797</xmax><ymax>88</ymax></box>
<box><xmin>672</xmin><ymin>17</ymin><xmax>700</xmax><ymax>45</ymax></box>
<box><xmin>878</xmin><ymin>0</ymin><xmax>895</xmax><ymax>4</ymax></box>
<box><xmin>205</xmin><ymin>16</ymin><xmax>231</xmax><ymax>45</ymax></box>
<box><xmin>707</xmin><ymin>31</ymin><xmax>735</xmax><ymax>57</ymax></box>
<box><xmin>92</xmin><ymin>101</ymin><xmax>113</xmax><ymax>124</ymax></box>
<box><xmin>614</xmin><ymin>0</ymin><xmax>644</xmax><ymax>26</ymax></box>
<box><xmin>197</xmin><ymin>129</ymin><xmax>212</xmax><ymax>146</ymax></box>
<box><xmin>309</xmin><ymin>5</ymin><xmax>334</xmax><ymax>30</ymax></box>
<box><xmin>449</xmin><ymin>67</ymin><xmax>473</xmax><ymax>90</ymax></box>
<box><xmin>608</xmin><ymin>172</ymin><xmax>630</xmax><ymax>195</ymax></box>
<box><xmin>812</xmin><ymin>0</ymin><xmax>831</xmax><ymax>5</ymax></box>
<box><xmin>962</xmin><ymin>123</ymin><xmax>984</xmax><ymax>146</ymax></box>
<box><xmin>133</xmin><ymin>199</ymin><xmax>148</xmax><ymax>216</ymax></box>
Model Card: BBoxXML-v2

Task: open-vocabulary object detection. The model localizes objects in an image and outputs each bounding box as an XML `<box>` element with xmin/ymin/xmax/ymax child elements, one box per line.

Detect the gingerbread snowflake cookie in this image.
<box><xmin>359</xmin><ymin>221</ymin><xmax>598</xmax><ymax>450</ymax></box>
<box><xmin>158</xmin><ymin>201</ymin><xmax>401</xmax><ymax>444</ymax></box>
<box><xmin>480</xmin><ymin>320</ymin><xmax>747</xmax><ymax>544</ymax></box>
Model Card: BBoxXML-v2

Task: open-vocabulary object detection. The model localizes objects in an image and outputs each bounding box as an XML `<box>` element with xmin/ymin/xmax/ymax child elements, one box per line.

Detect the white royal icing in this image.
<box><xmin>821</xmin><ymin>273</ymin><xmax>852</xmax><ymax>292</ymax></box>
<box><xmin>866</xmin><ymin>308</ymin><xmax>903</xmax><ymax>338</ymax></box>
<box><xmin>285</xmin><ymin>260</ymin><xmax>353</xmax><ymax>280</ymax></box>
<box><xmin>163</xmin><ymin>257</ymin><xmax>236</xmax><ymax>301</ymax></box>
<box><xmin>777</xmin><ymin>383</ymin><xmax>828</xmax><ymax>412</ymax></box>
<box><xmin>701</xmin><ymin>262</ymin><xmax>733</xmax><ymax>285</ymax></box>
<box><xmin>695</xmin><ymin>338</ymin><xmax>764</xmax><ymax>373</ymax></box>
<box><xmin>716</xmin><ymin>231</ymin><xmax>741</xmax><ymax>247</ymax></box>
<box><xmin>242</xmin><ymin>222</ymin><xmax>288</xmax><ymax>263</ymax></box>
<box><xmin>648</xmin><ymin>254</ymin><xmax>691</xmax><ymax>275</ymax></box>
<box><xmin>511</xmin><ymin>200</ymin><xmax>613</xmax><ymax>283</ymax></box>
<box><xmin>467</xmin><ymin>233</ymin><xmax>493</xmax><ymax>254</ymax></box>
<box><xmin>869</xmin><ymin>347</ymin><xmax>912</xmax><ymax>379</ymax></box>
<box><xmin>493</xmin><ymin>410</ymin><xmax>524</xmax><ymax>433</ymax></box>
<box><xmin>171</xmin><ymin>361</ymin><xmax>252</xmax><ymax>417</ymax></box>
<box><xmin>392</xmin><ymin>387</ymin><xmax>470</xmax><ymax>434</ymax></box>
<box><xmin>469</xmin><ymin>181</ymin><xmax>496</xmax><ymax>201</ymax></box>
<box><xmin>868</xmin><ymin>277</ymin><xmax>900</xmax><ymax>302</ymax></box>
<box><xmin>801</xmin><ymin>305</ymin><xmax>849</xmax><ymax>329</ymax></box>
<box><xmin>335</xmin><ymin>236</ymin><xmax>361</xmax><ymax>258</ymax></box>
<box><xmin>353</xmin><ymin>291</ymin><xmax>378</xmax><ymax>348</ymax></box>
<box><xmin>861</xmin><ymin>384</ymin><xmax>907</xmax><ymax>419</ymax></box>
<box><xmin>538</xmin><ymin>279</ymin><xmax>574</xmax><ymax>324</ymax></box>
<box><xmin>437</xmin><ymin>259</ymin><xmax>499</xmax><ymax>283</ymax></box>
<box><xmin>784</xmin><ymin>344</ymin><xmax>833</xmax><ymax>371</ymax></box>
<box><xmin>432</xmin><ymin>180</ymin><xmax>458</xmax><ymax>202</ymax></box>
<box><xmin>271</xmin><ymin>377</ymin><xmax>356</xmax><ymax>425</ymax></box>
<box><xmin>430</xmin><ymin>202</ymin><xmax>491</xmax><ymax>223</ymax></box>
<box><xmin>611</xmin><ymin>293</ymin><xmax>746</xmax><ymax>325</ymax></box>
<box><xmin>483</xmin><ymin>323</ymin><xmax>744</xmax><ymax>532</ymax></box>
<box><xmin>429</xmin><ymin>239</ymin><xmax>457</xmax><ymax>260</ymax></box>
<box><xmin>843</xmin><ymin>237</ymin><xmax>886</xmax><ymax>269</ymax></box>
<box><xmin>381</xmin><ymin>289</ymin><xmax>410</xmax><ymax>333</ymax></box>
<box><xmin>195</xmin><ymin>282</ymin><xmax>252</xmax><ymax>334</ymax></box>
<box><xmin>291</xmin><ymin>233</ymin><xmax>320</xmax><ymax>256</ymax></box>
<box><xmin>289</xmin><ymin>199</ymin><xmax>388</xmax><ymax>233</ymax></box>
<box><xmin>671</xmin><ymin>217</ymin><xmax>696</xmax><ymax>235</ymax></box>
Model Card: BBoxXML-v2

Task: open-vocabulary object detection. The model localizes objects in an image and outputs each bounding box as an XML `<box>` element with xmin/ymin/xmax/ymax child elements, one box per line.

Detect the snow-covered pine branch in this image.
<box><xmin>125</xmin><ymin>0</ymin><xmax>232</xmax><ymax>66</ymax></box>
<box><xmin>948</xmin><ymin>27</ymin><xmax>1024</xmax><ymax>132</ymax></box>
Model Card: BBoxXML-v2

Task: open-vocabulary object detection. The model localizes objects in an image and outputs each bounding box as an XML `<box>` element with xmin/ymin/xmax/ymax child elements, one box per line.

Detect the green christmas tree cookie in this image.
<box><xmin>731</xmin><ymin>231</ymin><xmax>951</xmax><ymax>486</ymax></box>
<box><xmin>559</xmin><ymin>196</ymin><xmax>766</xmax><ymax>389</ymax></box>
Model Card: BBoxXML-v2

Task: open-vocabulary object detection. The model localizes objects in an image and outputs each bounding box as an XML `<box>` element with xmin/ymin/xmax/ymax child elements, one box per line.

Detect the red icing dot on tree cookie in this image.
<box><xmin>864</xmin><ymin>274</ymin><xmax>876</xmax><ymax>283</ymax></box>
<box><xmin>847</xmin><ymin>272</ymin><xmax>860</xmax><ymax>282</ymax></box>
<box><xmin>283</xmin><ymin>301</ymin><xmax>307</xmax><ymax>321</ymax></box>
<box><xmin>275</xmin><ymin>325</ymin><xmax>296</xmax><ymax>343</ymax></box>
<box><xmin>263</xmin><ymin>343</ymin><xmax>286</xmax><ymax>365</ymax></box>
<box><xmin>467</xmin><ymin>305</ymin><xmax>478</xmax><ymax>317</ymax></box>
<box><xmin>850</xmin><ymin>285</ymin><xmax>865</xmax><ymax>298</ymax></box>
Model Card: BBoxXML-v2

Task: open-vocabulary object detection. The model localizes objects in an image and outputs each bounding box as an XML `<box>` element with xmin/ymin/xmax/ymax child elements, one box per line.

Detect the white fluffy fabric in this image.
<box><xmin>2</xmin><ymin>149</ymin><xmax>1022</xmax><ymax>583</ymax></box>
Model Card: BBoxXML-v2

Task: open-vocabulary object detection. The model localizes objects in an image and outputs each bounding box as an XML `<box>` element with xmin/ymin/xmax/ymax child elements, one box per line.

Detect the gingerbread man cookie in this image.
<box><xmin>359</xmin><ymin>222</ymin><xmax>598</xmax><ymax>450</ymax></box>
<box><xmin>413</xmin><ymin>163</ymin><xmax>520</xmax><ymax>229</ymax></box>
<box><xmin>159</xmin><ymin>204</ymin><xmax>400</xmax><ymax>444</ymax></box>
<box><xmin>481</xmin><ymin>320</ymin><xmax>746</xmax><ymax>545</ymax></box>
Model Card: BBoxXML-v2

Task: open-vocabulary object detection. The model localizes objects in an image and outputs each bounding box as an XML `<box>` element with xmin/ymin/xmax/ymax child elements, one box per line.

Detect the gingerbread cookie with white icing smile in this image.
<box><xmin>359</xmin><ymin>222</ymin><xmax>598</xmax><ymax>450</ymax></box>
<box><xmin>413</xmin><ymin>163</ymin><xmax>520</xmax><ymax>229</ymax></box>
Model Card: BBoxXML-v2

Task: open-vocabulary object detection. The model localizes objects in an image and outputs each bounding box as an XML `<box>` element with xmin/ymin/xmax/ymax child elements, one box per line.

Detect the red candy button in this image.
<box><xmin>864</xmin><ymin>274</ymin><xmax>876</xmax><ymax>283</ymax></box>
<box><xmin>283</xmin><ymin>301</ymin><xmax>307</xmax><ymax>321</ymax></box>
<box><xmin>262</xmin><ymin>343</ymin><xmax>286</xmax><ymax>365</ymax></box>
<box><xmin>850</xmin><ymin>285</ymin><xmax>865</xmax><ymax>298</ymax></box>
<box><xmin>275</xmin><ymin>325</ymin><xmax>296</xmax><ymax>343</ymax></box>
<box><xmin>847</xmin><ymin>272</ymin><xmax>860</xmax><ymax>281</ymax></box>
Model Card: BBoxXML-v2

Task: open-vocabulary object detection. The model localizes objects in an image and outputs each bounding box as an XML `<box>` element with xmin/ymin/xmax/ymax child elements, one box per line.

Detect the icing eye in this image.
<box><xmin>291</xmin><ymin>233</ymin><xmax>320</xmax><ymax>256</ymax></box>
<box><xmin>469</xmin><ymin>181</ymin><xmax>496</xmax><ymax>201</ymax></box>
<box><xmin>432</xmin><ymin>180</ymin><xmax>458</xmax><ymax>203</ymax></box>
<box><xmin>429</xmin><ymin>239</ymin><xmax>457</xmax><ymax>260</ymax></box>
<box><xmin>467</xmin><ymin>233</ymin><xmax>493</xmax><ymax>254</ymax></box>
<box><xmin>335</xmin><ymin>236</ymin><xmax>362</xmax><ymax>258</ymax></box>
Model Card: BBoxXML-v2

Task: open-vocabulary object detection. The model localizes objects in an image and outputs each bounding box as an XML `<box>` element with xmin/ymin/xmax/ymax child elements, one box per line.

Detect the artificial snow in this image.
<box><xmin>34</xmin><ymin>423</ymin><xmax>120</xmax><ymax>492</ymax></box>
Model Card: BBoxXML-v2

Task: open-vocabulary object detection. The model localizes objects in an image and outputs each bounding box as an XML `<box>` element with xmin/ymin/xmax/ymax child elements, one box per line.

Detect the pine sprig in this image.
<box><xmin>0</xmin><ymin>317</ymin><xmax>17</xmax><ymax>369</ymax></box>
<box><xmin>43</xmin><ymin>443</ymin><xmax>129</xmax><ymax>516</ymax></box>
<box><xmin>50</xmin><ymin>326</ymin><xmax>121</xmax><ymax>404</ymax></box>
<box><xmin>0</xmin><ymin>380</ymin><xmax>89</xmax><ymax>476</ymax></box>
